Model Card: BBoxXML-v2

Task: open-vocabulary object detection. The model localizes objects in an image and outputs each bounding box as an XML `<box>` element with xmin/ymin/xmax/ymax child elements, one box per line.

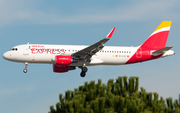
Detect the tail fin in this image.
<box><xmin>141</xmin><ymin>21</ymin><xmax>172</xmax><ymax>50</ymax></box>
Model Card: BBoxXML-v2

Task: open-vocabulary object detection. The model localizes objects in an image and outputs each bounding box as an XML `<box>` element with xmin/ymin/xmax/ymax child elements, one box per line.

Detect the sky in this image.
<box><xmin>0</xmin><ymin>0</ymin><xmax>180</xmax><ymax>113</ymax></box>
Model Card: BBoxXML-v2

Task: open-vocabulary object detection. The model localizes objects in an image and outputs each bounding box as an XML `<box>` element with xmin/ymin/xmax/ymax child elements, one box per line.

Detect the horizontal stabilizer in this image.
<box><xmin>151</xmin><ymin>46</ymin><xmax>173</xmax><ymax>56</ymax></box>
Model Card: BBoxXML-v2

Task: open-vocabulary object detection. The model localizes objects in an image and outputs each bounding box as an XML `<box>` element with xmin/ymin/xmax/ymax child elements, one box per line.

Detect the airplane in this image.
<box><xmin>3</xmin><ymin>21</ymin><xmax>175</xmax><ymax>77</ymax></box>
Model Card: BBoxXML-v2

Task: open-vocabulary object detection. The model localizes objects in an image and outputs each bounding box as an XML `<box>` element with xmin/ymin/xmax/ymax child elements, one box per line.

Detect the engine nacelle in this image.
<box><xmin>54</xmin><ymin>55</ymin><xmax>78</xmax><ymax>65</ymax></box>
<box><xmin>56</xmin><ymin>55</ymin><xmax>71</xmax><ymax>65</ymax></box>
<box><xmin>53</xmin><ymin>64</ymin><xmax>76</xmax><ymax>73</ymax></box>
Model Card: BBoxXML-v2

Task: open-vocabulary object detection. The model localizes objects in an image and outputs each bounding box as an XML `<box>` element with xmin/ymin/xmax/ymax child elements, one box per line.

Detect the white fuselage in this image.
<box><xmin>3</xmin><ymin>44</ymin><xmax>139</xmax><ymax>66</ymax></box>
<box><xmin>3</xmin><ymin>44</ymin><xmax>174</xmax><ymax>66</ymax></box>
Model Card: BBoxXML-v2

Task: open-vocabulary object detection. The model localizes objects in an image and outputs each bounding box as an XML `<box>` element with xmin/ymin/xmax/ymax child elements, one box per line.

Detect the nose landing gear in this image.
<box><xmin>79</xmin><ymin>66</ymin><xmax>88</xmax><ymax>77</ymax></box>
<box><xmin>23</xmin><ymin>62</ymin><xmax>28</xmax><ymax>73</ymax></box>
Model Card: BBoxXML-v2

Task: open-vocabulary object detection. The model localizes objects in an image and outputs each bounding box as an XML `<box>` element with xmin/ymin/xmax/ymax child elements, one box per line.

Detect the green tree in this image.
<box><xmin>49</xmin><ymin>76</ymin><xmax>180</xmax><ymax>113</ymax></box>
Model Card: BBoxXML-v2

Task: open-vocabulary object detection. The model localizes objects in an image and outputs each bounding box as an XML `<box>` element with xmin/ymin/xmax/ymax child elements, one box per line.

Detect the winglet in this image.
<box><xmin>106</xmin><ymin>27</ymin><xmax>116</xmax><ymax>38</ymax></box>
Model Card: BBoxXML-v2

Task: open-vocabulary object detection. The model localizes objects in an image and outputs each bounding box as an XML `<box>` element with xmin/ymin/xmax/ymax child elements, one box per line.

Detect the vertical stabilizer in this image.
<box><xmin>141</xmin><ymin>21</ymin><xmax>172</xmax><ymax>50</ymax></box>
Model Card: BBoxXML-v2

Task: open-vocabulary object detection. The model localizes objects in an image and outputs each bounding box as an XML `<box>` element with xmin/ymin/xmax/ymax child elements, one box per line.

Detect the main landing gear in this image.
<box><xmin>79</xmin><ymin>66</ymin><xmax>88</xmax><ymax>77</ymax></box>
<box><xmin>23</xmin><ymin>62</ymin><xmax>28</xmax><ymax>73</ymax></box>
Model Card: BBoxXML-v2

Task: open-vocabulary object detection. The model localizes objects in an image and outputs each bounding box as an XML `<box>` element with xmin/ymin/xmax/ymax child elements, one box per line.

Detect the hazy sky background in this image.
<box><xmin>0</xmin><ymin>0</ymin><xmax>180</xmax><ymax>113</ymax></box>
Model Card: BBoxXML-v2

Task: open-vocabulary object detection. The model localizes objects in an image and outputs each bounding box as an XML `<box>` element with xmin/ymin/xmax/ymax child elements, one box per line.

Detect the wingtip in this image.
<box><xmin>106</xmin><ymin>27</ymin><xmax>116</xmax><ymax>38</ymax></box>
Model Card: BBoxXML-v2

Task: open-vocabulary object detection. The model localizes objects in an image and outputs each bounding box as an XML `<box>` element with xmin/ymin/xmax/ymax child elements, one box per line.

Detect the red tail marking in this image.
<box><xmin>125</xmin><ymin>47</ymin><xmax>163</xmax><ymax>64</ymax></box>
<box><xmin>141</xmin><ymin>31</ymin><xmax>170</xmax><ymax>50</ymax></box>
<box><xmin>126</xmin><ymin>30</ymin><xmax>170</xmax><ymax>64</ymax></box>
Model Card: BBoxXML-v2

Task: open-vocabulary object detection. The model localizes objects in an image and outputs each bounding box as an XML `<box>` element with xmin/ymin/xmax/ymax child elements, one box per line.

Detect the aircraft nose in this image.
<box><xmin>3</xmin><ymin>52</ymin><xmax>9</xmax><ymax>60</ymax></box>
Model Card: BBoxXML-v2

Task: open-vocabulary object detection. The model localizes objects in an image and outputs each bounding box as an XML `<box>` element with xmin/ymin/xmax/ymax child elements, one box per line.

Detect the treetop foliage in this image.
<box><xmin>49</xmin><ymin>76</ymin><xmax>180</xmax><ymax>113</ymax></box>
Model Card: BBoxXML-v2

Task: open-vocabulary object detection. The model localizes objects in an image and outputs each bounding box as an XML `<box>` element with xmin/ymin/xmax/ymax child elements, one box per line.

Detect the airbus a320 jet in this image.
<box><xmin>3</xmin><ymin>21</ymin><xmax>175</xmax><ymax>77</ymax></box>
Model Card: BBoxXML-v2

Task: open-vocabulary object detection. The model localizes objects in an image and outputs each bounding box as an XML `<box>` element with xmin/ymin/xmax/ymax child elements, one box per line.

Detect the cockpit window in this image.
<box><xmin>10</xmin><ymin>48</ymin><xmax>18</xmax><ymax>51</ymax></box>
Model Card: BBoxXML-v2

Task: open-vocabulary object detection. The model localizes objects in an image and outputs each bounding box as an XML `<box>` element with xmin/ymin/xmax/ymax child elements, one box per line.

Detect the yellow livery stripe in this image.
<box><xmin>153</xmin><ymin>21</ymin><xmax>172</xmax><ymax>33</ymax></box>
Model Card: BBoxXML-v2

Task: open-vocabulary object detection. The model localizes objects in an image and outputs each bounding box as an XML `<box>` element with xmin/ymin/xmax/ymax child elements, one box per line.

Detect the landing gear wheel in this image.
<box><xmin>23</xmin><ymin>69</ymin><xmax>27</xmax><ymax>73</ymax></box>
<box><xmin>80</xmin><ymin>71</ymin><xmax>86</xmax><ymax>77</ymax></box>
<box><xmin>82</xmin><ymin>67</ymin><xmax>88</xmax><ymax>72</ymax></box>
<box><xmin>23</xmin><ymin>62</ymin><xmax>28</xmax><ymax>73</ymax></box>
<box><xmin>79</xmin><ymin>66</ymin><xmax>88</xmax><ymax>77</ymax></box>
<box><xmin>78</xmin><ymin>66</ymin><xmax>88</xmax><ymax>77</ymax></box>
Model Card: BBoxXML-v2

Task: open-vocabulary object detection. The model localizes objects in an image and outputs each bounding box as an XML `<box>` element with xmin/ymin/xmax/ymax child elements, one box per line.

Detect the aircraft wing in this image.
<box><xmin>73</xmin><ymin>27</ymin><xmax>115</xmax><ymax>61</ymax></box>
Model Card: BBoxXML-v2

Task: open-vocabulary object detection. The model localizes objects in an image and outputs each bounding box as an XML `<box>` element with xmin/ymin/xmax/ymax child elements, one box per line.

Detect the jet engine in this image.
<box><xmin>55</xmin><ymin>55</ymin><xmax>78</xmax><ymax>65</ymax></box>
